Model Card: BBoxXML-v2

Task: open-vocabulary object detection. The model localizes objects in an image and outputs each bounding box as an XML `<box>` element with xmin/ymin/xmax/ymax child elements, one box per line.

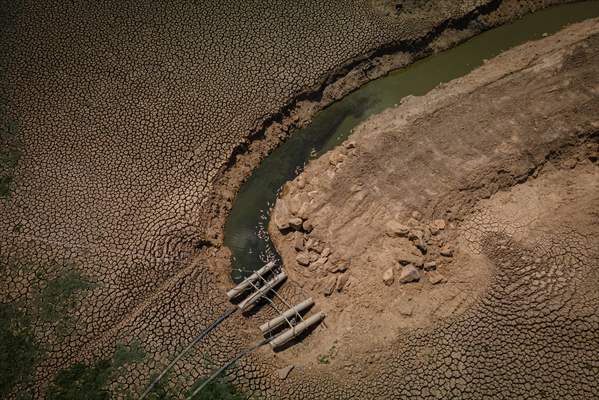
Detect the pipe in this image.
<box><xmin>270</xmin><ymin>311</ymin><xmax>325</xmax><ymax>349</ymax></box>
<box><xmin>226</xmin><ymin>260</ymin><xmax>276</xmax><ymax>300</ymax></box>
<box><xmin>139</xmin><ymin>306</ymin><xmax>237</xmax><ymax>400</ymax></box>
<box><xmin>237</xmin><ymin>272</ymin><xmax>287</xmax><ymax>312</ymax></box>
<box><xmin>259</xmin><ymin>298</ymin><xmax>314</xmax><ymax>334</ymax></box>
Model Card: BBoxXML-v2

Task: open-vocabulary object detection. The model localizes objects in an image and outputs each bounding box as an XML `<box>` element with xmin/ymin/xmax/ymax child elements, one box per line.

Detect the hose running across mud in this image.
<box><xmin>139</xmin><ymin>306</ymin><xmax>238</xmax><ymax>400</ymax></box>
<box><xmin>186</xmin><ymin>337</ymin><xmax>272</xmax><ymax>400</ymax></box>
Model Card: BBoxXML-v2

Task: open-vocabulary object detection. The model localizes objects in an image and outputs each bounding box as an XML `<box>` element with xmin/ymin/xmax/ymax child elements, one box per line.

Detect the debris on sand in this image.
<box><xmin>428</xmin><ymin>271</ymin><xmax>445</xmax><ymax>285</ymax></box>
<box><xmin>382</xmin><ymin>267</ymin><xmax>394</xmax><ymax>286</ymax></box>
<box><xmin>399</xmin><ymin>264</ymin><xmax>420</xmax><ymax>283</ymax></box>
<box><xmin>277</xmin><ymin>365</ymin><xmax>294</xmax><ymax>380</ymax></box>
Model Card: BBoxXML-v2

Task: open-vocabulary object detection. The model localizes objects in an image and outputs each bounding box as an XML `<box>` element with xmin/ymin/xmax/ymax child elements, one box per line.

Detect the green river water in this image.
<box><xmin>224</xmin><ymin>1</ymin><xmax>599</xmax><ymax>282</ymax></box>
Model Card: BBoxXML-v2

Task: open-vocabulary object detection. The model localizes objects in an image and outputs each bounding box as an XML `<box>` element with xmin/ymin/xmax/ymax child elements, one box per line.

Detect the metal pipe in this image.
<box><xmin>226</xmin><ymin>260</ymin><xmax>276</xmax><ymax>300</ymax></box>
<box><xmin>237</xmin><ymin>272</ymin><xmax>287</xmax><ymax>311</ymax></box>
<box><xmin>270</xmin><ymin>311</ymin><xmax>325</xmax><ymax>349</ymax></box>
<box><xmin>259</xmin><ymin>298</ymin><xmax>314</xmax><ymax>334</ymax></box>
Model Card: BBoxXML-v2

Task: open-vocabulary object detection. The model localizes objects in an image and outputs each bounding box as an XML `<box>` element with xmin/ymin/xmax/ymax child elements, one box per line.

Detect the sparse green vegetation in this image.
<box><xmin>0</xmin><ymin>259</ymin><xmax>94</xmax><ymax>397</ymax></box>
<box><xmin>187</xmin><ymin>377</ymin><xmax>245</xmax><ymax>400</ymax></box>
<box><xmin>0</xmin><ymin>302</ymin><xmax>38</xmax><ymax>398</ymax></box>
<box><xmin>47</xmin><ymin>340</ymin><xmax>146</xmax><ymax>400</ymax></box>
<box><xmin>0</xmin><ymin>111</ymin><xmax>21</xmax><ymax>198</ymax></box>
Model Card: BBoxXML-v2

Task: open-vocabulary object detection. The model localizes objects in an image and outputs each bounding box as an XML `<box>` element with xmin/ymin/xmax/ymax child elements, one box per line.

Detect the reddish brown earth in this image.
<box><xmin>269</xmin><ymin>19</ymin><xmax>599</xmax><ymax>396</ymax></box>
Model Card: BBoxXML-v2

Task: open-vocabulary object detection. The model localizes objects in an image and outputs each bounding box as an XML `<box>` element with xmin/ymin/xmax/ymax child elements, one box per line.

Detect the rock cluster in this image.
<box><xmin>379</xmin><ymin>214</ymin><xmax>453</xmax><ymax>286</ymax></box>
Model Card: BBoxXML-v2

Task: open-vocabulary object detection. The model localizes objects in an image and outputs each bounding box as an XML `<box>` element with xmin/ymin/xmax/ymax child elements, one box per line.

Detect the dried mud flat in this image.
<box><xmin>270</xmin><ymin>18</ymin><xmax>599</xmax><ymax>398</ymax></box>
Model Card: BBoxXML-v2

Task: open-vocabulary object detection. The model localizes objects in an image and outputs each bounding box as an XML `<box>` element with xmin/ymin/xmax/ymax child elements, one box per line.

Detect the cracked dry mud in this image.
<box><xmin>270</xmin><ymin>18</ymin><xmax>599</xmax><ymax>399</ymax></box>
<box><xmin>1</xmin><ymin>0</ymin><xmax>598</xmax><ymax>399</ymax></box>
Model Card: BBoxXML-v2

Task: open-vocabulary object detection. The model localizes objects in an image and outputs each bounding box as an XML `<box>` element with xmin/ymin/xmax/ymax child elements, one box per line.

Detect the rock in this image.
<box><xmin>399</xmin><ymin>264</ymin><xmax>420</xmax><ymax>283</ymax></box>
<box><xmin>323</xmin><ymin>276</ymin><xmax>337</xmax><ymax>296</ymax></box>
<box><xmin>274</xmin><ymin>200</ymin><xmax>292</xmax><ymax>231</ymax></box>
<box><xmin>344</xmin><ymin>140</ymin><xmax>356</xmax><ymax>149</ymax></box>
<box><xmin>336</xmin><ymin>273</ymin><xmax>349</xmax><ymax>292</ymax></box>
<box><xmin>411</xmin><ymin>210</ymin><xmax>422</xmax><ymax>221</ymax></box>
<box><xmin>297</xmin><ymin>202</ymin><xmax>310</xmax><ymax>220</ymax></box>
<box><xmin>293</xmin><ymin>233</ymin><xmax>305</xmax><ymax>252</ymax></box>
<box><xmin>289</xmin><ymin>217</ymin><xmax>303</xmax><ymax>229</ymax></box>
<box><xmin>311</xmin><ymin>256</ymin><xmax>328</xmax><ymax>269</ymax></box>
<box><xmin>328</xmin><ymin>262</ymin><xmax>348</xmax><ymax>273</ymax></box>
<box><xmin>296</xmin><ymin>252</ymin><xmax>311</xmax><ymax>266</ymax></box>
<box><xmin>321</xmin><ymin>247</ymin><xmax>331</xmax><ymax>257</ymax></box>
<box><xmin>432</xmin><ymin>219</ymin><xmax>446</xmax><ymax>231</ymax></box>
<box><xmin>440</xmin><ymin>245</ymin><xmax>453</xmax><ymax>257</ymax></box>
<box><xmin>562</xmin><ymin>158</ymin><xmax>577</xmax><ymax>169</ymax></box>
<box><xmin>277</xmin><ymin>365</ymin><xmax>294</xmax><ymax>380</ymax></box>
<box><xmin>399</xmin><ymin>302</ymin><xmax>414</xmax><ymax>316</ymax></box>
<box><xmin>287</xmin><ymin>196</ymin><xmax>301</xmax><ymax>215</ymax></box>
<box><xmin>428</xmin><ymin>271</ymin><xmax>445</xmax><ymax>285</ymax></box>
<box><xmin>423</xmin><ymin>261</ymin><xmax>437</xmax><ymax>271</ymax></box>
<box><xmin>296</xmin><ymin>175</ymin><xmax>306</xmax><ymax>189</ymax></box>
<box><xmin>307</xmin><ymin>238</ymin><xmax>324</xmax><ymax>253</ymax></box>
<box><xmin>386</xmin><ymin>220</ymin><xmax>409</xmax><ymax>237</ymax></box>
<box><xmin>329</xmin><ymin>152</ymin><xmax>346</xmax><ymax>166</ymax></box>
<box><xmin>302</xmin><ymin>220</ymin><xmax>314</xmax><ymax>232</ymax></box>
<box><xmin>382</xmin><ymin>267</ymin><xmax>394</xmax><ymax>286</ymax></box>
<box><xmin>309</xmin><ymin>252</ymin><xmax>320</xmax><ymax>263</ymax></box>
<box><xmin>396</xmin><ymin>247</ymin><xmax>424</xmax><ymax>267</ymax></box>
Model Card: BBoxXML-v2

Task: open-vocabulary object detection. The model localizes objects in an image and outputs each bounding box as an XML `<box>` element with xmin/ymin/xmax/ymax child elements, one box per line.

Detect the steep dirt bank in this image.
<box><xmin>270</xmin><ymin>18</ymin><xmax>599</xmax><ymax>398</ymax></box>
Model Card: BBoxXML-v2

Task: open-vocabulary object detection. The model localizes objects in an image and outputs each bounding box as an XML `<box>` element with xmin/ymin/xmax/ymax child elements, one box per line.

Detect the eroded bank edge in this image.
<box><xmin>201</xmin><ymin>0</ymin><xmax>578</xmax><ymax>284</ymax></box>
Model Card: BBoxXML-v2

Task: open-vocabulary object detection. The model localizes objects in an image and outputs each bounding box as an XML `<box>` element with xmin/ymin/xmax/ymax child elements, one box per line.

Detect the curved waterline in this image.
<box><xmin>224</xmin><ymin>1</ymin><xmax>599</xmax><ymax>282</ymax></box>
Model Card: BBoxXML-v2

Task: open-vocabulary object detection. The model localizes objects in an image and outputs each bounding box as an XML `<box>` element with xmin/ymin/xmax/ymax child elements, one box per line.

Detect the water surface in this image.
<box><xmin>224</xmin><ymin>1</ymin><xmax>599</xmax><ymax>281</ymax></box>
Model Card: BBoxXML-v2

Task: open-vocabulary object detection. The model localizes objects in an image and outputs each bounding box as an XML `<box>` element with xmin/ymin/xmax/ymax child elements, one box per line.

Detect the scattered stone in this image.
<box><xmin>432</xmin><ymin>219</ymin><xmax>446</xmax><ymax>230</ymax></box>
<box><xmin>399</xmin><ymin>302</ymin><xmax>414</xmax><ymax>316</ymax></box>
<box><xmin>397</xmin><ymin>248</ymin><xmax>424</xmax><ymax>267</ymax></box>
<box><xmin>344</xmin><ymin>140</ymin><xmax>356</xmax><ymax>149</ymax></box>
<box><xmin>411</xmin><ymin>210</ymin><xmax>422</xmax><ymax>221</ymax></box>
<box><xmin>399</xmin><ymin>264</ymin><xmax>420</xmax><ymax>283</ymax></box>
<box><xmin>309</xmin><ymin>252</ymin><xmax>320</xmax><ymax>263</ymax></box>
<box><xmin>428</xmin><ymin>271</ymin><xmax>445</xmax><ymax>285</ymax></box>
<box><xmin>311</xmin><ymin>256</ymin><xmax>328</xmax><ymax>269</ymax></box>
<box><xmin>440</xmin><ymin>245</ymin><xmax>453</xmax><ymax>257</ymax></box>
<box><xmin>277</xmin><ymin>365</ymin><xmax>294</xmax><ymax>380</ymax></box>
<box><xmin>423</xmin><ymin>261</ymin><xmax>437</xmax><ymax>271</ymax></box>
<box><xmin>321</xmin><ymin>247</ymin><xmax>331</xmax><ymax>257</ymax></box>
<box><xmin>293</xmin><ymin>233</ymin><xmax>305</xmax><ymax>252</ymax></box>
<box><xmin>386</xmin><ymin>220</ymin><xmax>409</xmax><ymax>237</ymax></box>
<box><xmin>328</xmin><ymin>262</ymin><xmax>348</xmax><ymax>273</ymax></box>
<box><xmin>296</xmin><ymin>252</ymin><xmax>311</xmax><ymax>266</ymax></box>
<box><xmin>562</xmin><ymin>158</ymin><xmax>577</xmax><ymax>169</ymax></box>
<box><xmin>329</xmin><ymin>152</ymin><xmax>346</xmax><ymax>166</ymax></box>
<box><xmin>307</xmin><ymin>239</ymin><xmax>324</xmax><ymax>254</ymax></box>
<box><xmin>336</xmin><ymin>273</ymin><xmax>349</xmax><ymax>292</ymax></box>
<box><xmin>289</xmin><ymin>217</ymin><xmax>303</xmax><ymax>229</ymax></box>
<box><xmin>302</xmin><ymin>220</ymin><xmax>314</xmax><ymax>232</ymax></box>
<box><xmin>323</xmin><ymin>276</ymin><xmax>337</xmax><ymax>296</ymax></box>
<box><xmin>274</xmin><ymin>200</ymin><xmax>291</xmax><ymax>231</ymax></box>
<box><xmin>382</xmin><ymin>267</ymin><xmax>394</xmax><ymax>286</ymax></box>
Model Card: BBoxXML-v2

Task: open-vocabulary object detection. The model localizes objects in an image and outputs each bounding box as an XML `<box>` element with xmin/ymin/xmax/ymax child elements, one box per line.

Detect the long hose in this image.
<box><xmin>186</xmin><ymin>337</ymin><xmax>271</xmax><ymax>400</ymax></box>
<box><xmin>139</xmin><ymin>306</ymin><xmax>238</xmax><ymax>400</ymax></box>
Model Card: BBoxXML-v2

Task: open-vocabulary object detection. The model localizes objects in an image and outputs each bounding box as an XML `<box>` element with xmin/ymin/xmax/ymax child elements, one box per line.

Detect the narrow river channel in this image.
<box><xmin>224</xmin><ymin>1</ymin><xmax>599</xmax><ymax>282</ymax></box>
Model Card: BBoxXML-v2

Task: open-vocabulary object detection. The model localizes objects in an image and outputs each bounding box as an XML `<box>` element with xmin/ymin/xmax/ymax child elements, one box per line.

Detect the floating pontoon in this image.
<box><xmin>226</xmin><ymin>260</ymin><xmax>276</xmax><ymax>300</ymax></box>
<box><xmin>259</xmin><ymin>298</ymin><xmax>314</xmax><ymax>334</ymax></box>
<box><xmin>237</xmin><ymin>271</ymin><xmax>287</xmax><ymax>312</ymax></box>
<box><xmin>270</xmin><ymin>311</ymin><xmax>325</xmax><ymax>349</ymax></box>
